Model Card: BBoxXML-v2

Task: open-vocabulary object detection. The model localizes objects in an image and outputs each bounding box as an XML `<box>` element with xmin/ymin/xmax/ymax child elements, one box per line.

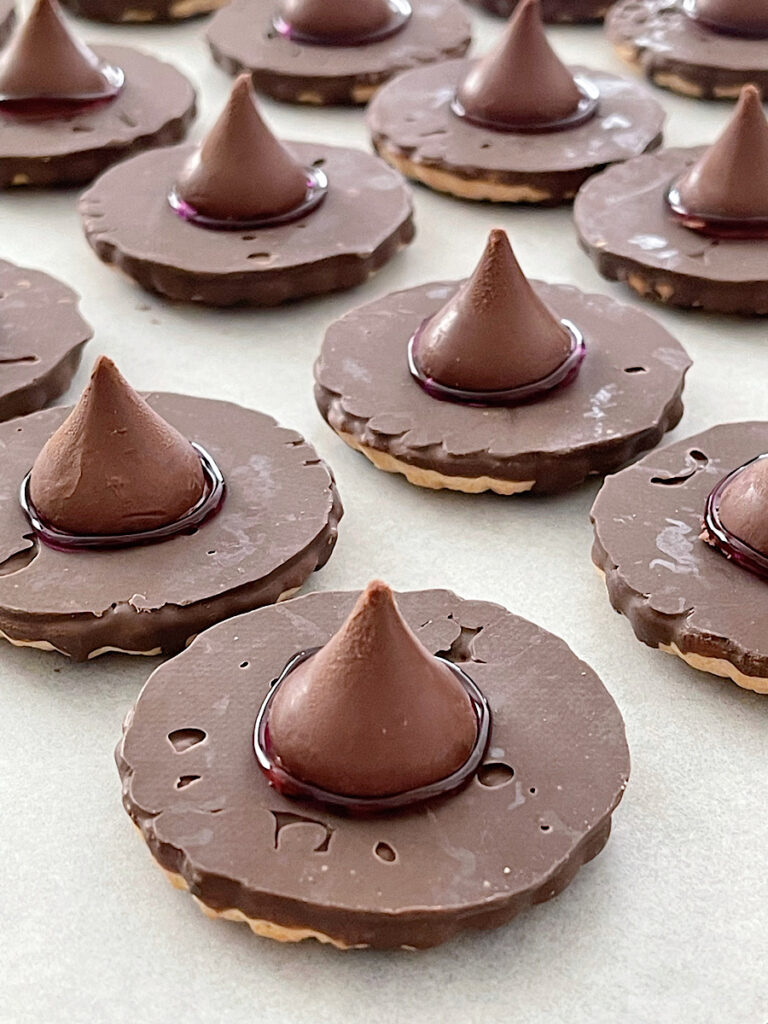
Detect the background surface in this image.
<box><xmin>0</xmin><ymin>5</ymin><xmax>766</xmax><ymax>1023</ymax></box>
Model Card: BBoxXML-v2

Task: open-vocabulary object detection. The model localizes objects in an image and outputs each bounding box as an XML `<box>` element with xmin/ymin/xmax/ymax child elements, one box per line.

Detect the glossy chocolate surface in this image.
<box><xmin>80</xmin><ymin>142</ymin><xmax>414</xmax><ymax>306</ymax></box>
<box><xmin>206</xmin><ymin>0</ymin><xmax>470</xmax><ymax>105</ymax></box>
<box><xmin>592</xmin><ymin>422</ymin><xmax>768</xmax><ymax>680</ymax></box>
<box><xmin>315</xmin><ymin>279</ymin><xmax>689</xmax><ymax>492</ymax></box>
<box><xmin>575</xmin><ymin>146</ymin><xmax>768</xmax><ymax>314</ymax></box>
<box><xmin>0</xmin><ymin>396</ymin><xmax>341</xmax><ymax>659</ymax></box>
<box><xmin>0</xmin><ymin>260</ymin><xmax>91</xmax><ymax>422</ymax></box>
<box><xmin>117</xmin><ymin>588</ymin><xmax>630</xmax><ymax>949</ymax></box>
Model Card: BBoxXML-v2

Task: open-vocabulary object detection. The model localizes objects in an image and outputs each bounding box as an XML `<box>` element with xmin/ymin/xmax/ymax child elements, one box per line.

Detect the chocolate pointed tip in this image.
<box><xmin>360</xmin><ymin>577</ymin><xmax>394</xmax><ymax>608</ymax></box>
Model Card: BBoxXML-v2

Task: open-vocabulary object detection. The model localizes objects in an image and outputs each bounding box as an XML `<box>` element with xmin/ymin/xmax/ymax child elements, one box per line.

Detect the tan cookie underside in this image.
<box><xmin>375</xmin><ymin>144</ymin><xmax>561</xmax><ymax>203</ymax></box>
<box><xmin>296</xmin><ymin>84</ymin><xmax>378</xmax><ymax>105</ymax></box>
<box><xmin>120</xmin><ymin>0</ymin><xmax>226</xmax><ymax>18</ymax></box>
<box><xmin>594</xmin><ymin>567</ymin><xmax>768</xmax><ymax>693</ymax></box>
<box><xmin>0</xmin><ymin>587</ymin><xmax>298</xmax><ymax>659</ymax></box>
<box><xmin>614</xmin><ymin>43</ymin><xmax>748</xmax><ymax>99</ymax></box>
<box><xmin>337</xmin><ymin>430</ymin><xmax>535</xmax><ymax>494</ymax></box>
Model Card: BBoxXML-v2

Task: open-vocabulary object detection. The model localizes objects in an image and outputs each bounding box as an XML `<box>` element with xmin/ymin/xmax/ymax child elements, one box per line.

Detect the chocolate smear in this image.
<box><xmin>29</xmin><ymin>356</ymin><xmax>205</xmax><ymax>536</ymax></box>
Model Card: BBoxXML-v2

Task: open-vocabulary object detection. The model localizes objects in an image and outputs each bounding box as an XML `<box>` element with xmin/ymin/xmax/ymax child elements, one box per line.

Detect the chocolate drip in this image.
<box><xmin>668</xmin><ymin>85</ymin><xmax>768</xmax><ymax>234</ymax></box>
<box><xmin>0</xmin><ymin>0</ymin><xmax>122</xmax><ymax>108</ymax></box>
<box><xmin>412</xmin><ymin>229</ymin><xmax>574</xmax><ymax>392</ymax></box>
<box><xmin>264</xmin><ymin>580</ymin><xmax>480</xmax><ymax>798</ymax></box>
<box><xmin>453</xmin><ymin>0</ymin><xmax>593</xmax><ymax>131</ymax></box>
<box><xmin>28</xmin><ymin>356</ymin><xmax>206</xmax><ymax>536</ymax></box>
<box><xmin>686</xmin><ymin>0</ymin><xmax>768</xmax><ymax>37</ymax></box>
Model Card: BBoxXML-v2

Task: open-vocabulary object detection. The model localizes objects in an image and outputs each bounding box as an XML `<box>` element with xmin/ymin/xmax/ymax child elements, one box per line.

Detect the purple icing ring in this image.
<box><xmin>666</xmin><ymin>183</ymin><xmax>768</xmax><ymax>239</ymax></box>
<box><xmin>681</xmin><ymin>0</ymin><xmax>768</xmax><ymax>38</ymax></box>
<box><xmin>0</xmin><ymin>61</ymin><xmax>124</xmax><ymax>119</ymax></box>
<box><xmin>703</xmin><ymin>454</ymin><xmax>768</xmax><ymax>581</ymax></box>
<box><xmin>168</xmin><ymin>166</ymin><xmax>328</xmax><ymax>231</ymax></box>
<box><xmin>408</xmin><ymin>318</ymin><xmax>586</xmax><ymax>407</ymax></box>
<box><xmin>254</xmin><ymin>648</ymin><xmax>491</xmax><ymax>815</ymax></box>
<box><xmin>19</xmin><ymin>442</ymin><xmax>225</xmax><ymax>552</ymax></box>
<box><xmin>271</xmin><ymin>0</ymin><xmax>412</xmax><ymax>46</ymax></box>
<box><xmin>451</xmin><ymin>75</ymin><xmax>600</xmax><ymax>134</ymax></box>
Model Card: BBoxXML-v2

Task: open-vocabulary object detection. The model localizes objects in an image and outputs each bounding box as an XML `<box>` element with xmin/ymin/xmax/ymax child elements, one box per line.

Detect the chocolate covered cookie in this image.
<box><xmin>80</xmin><ymin>76</ymin><xmax>414</xmax><ymax>306</ymax></box>
<box><xmin>367</xmin><ymin>0</ymin><xmax>664</xmax><ymax>204</ymax></box>
<box><xmin>607</xmin><ymin>0</ymin><xmax>768</xmax><ymax>100</ymax></box>
<box><xmin>576</xmin><ymin>87</ymin><xmax>768</xmax><ymax>314</ymax></box>
<box><xmin>0</xmin><ymin>357</ymin><xmax>341</xmax><ymax>660</ymax></box>
<box><xmin>206</xmin><ymin>0</ymin><xmax>471</xmax><ymax>106</ymax></box>
<box><xmin>315</xmin><ymin>229</ymin><xmax>690</xmax><ymax>495</ymax></box>
<box><xmin>465</xmin><ymin>0</ymin><xmax>608</xmax><ymax>21</ymax></box>
<box><xmin>116</xmin><ymin>581</ymin><xmax>630</xmax><ymax>950</ymax></box>
<box><xmin>0</xmin><ymin>0</ymin><xmax>195</xmax><ymax>188</ymax></box>
<box><xmin>592</xmin><ymin>422</ymin><xmax>768</xmax><ymax>692</ymax></box>
<box><xmin>60</xmin><ymin>0</ymin><xmax>225</xmax><ymax>23</ymax></box>
<box><xmin>0</xmin><ymin>259</ymin><xmax>91</xmax><ymax>421</ymax></box>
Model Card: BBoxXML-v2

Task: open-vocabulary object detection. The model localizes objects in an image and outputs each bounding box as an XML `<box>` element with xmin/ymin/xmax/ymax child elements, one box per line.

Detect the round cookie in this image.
<box><xmin>0</xmin><ymin>259</ymin><xmax>91</xmax><ymax>421</ymax></box>
<box><xmin>465</xmin><ymin>0</ymin><xmax>608</xmax><ymax>21</ymax></box>
<box><xmin>591</xmin><ymin>422</ymin><xmax>768</xmax><ymax>693</ymax></box>
<box><xmin>367</xmin><ymin>0</ymin><xmax>664</xmax><ymax>205</ymax></box>
<box><xmin>314</xmin><ymin>234</ymin><xmax>690</xmax><ymax>495</ymax></box>
<box><xmin>606</xmin><ymin>0</ymin><xmax>768</xmax><ymax>100</ymax></box>
<box><xmin>59</xmin><ymin>0</ymin><xmax>226</xmax><ymax>23</ymax></box>
<box><xmin>116</xmin><ymin>586</ymin><xmax>630</xmax><ymax>950</ymax></box>
<box><xmin>0</xmin><ymin>0</ymin><xmax>195</xmax><ymax>188</ymax></box>
<box><xmin>575</xmin><ymin>87</ymin><xmax>768</xmax><ymax>315</ymax></box>
<box><xmin>79</xmin><ymin>78</ymin><xmax>414</xmax><ymax>306</ymax></box>
<box><xmin>0</xmin><ymin>368</ymin><xmax>342</xmax><ymax>660</ymax></box>
<box><xmin>206</xmin><ymin>0</ymin><xmax>471</xmax><ymax>106</ymax></box>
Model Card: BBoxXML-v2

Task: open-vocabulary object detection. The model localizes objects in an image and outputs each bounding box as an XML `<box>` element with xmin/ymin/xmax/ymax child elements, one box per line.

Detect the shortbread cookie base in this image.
<box><xmin>337</xmin><ymin>430</ymin><xmax>535</xmax><ymax>495</ymax></box>
<box><xmin>613</xmin><ymin>44</ymin><xmax>751</xmax><ymax>100</ymax></box>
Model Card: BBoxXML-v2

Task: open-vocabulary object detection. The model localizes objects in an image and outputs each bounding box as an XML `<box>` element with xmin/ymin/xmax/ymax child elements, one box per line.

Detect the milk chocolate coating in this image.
<box><xmin>315</xmin><ymin>279</ymin><xmax>690</xmax><ymax>493</ymax></box>
<box><xmin>606</xmin><ymin>0</ymin><xmax>768</xmax><ymax>99</ymax></box>
<box><xmin>693</xmin><ymin>0</ymin><xmax>768</xmax><ymax>35</ymax></box>
<box><xmin>59</xmin><ymin>0</ymin><xmax>226</xmax><ymax>22</ymax></box>
<box><xmin>29</xmin><ymin>357</ymin><xmax>205</xmax><ymax>536</ymax></box>
<box><xmin>417</xmin><ymin>229</ymin><xmax>572</xmax><ymax>391</ymax></box>
<box><xmin>116</xmin><ymin>588</ymin><xmax>630</xmax><ymax>950</ymax></box>
<box><xmin>0</xmin><ymin>46</ymin><xmax>195</xmax><ymax>188</ymax></box>
<box><xmin>174</xmin><ymin>77</ymin><xmax>308</xmax><ymax>223</ymax></box>
<box><xmin>0</xmin><ymin>0</ymin><xmax>117</xmax><ymax>101</ymax></box>
<box><xmin>674</xmin><ymin>86</ymin><xmax>768</xmax><ymax>221</ymax></box>
<box><xmin>367</xmin><ymin>62</ymin><xmax>664</xmax><ymax>204</ymax></box>
<box><xmin>575</xmin><ymin>146</ymin><xmax>768</xmax><ymax>314</ymax></box>
<box><xmin>206</xmin><ymin>0</ymin><xmax>470</xmax><ymax>106</ymax></box>
<box><xmin>0</xmin><ymin>259</ymin><xmax>91</xmax><ymax>422</ymax></box>
<box><xmin>80</xmin><ymin>142</ymin><xmax>414</xmax><ymax>307</ymax></box>
<box><xmin>0</xmin><ymin>396</ymin><xmax>341</xmax><ymax>660</ymax></box>
<box><xmin>277</xmin><ymin>0</ymin><xmax>397</xmax><ymax>40</ymax></box>
<box><xmin>465</xmin><ymin>0</ymin><xmax>607</xmax><ymax>22</ymax></box>
<box><xmin>268</xmin><ymin>581</ymin><xmax>477</xmax><ymax>797</ymax></box>
<box><xmin>591</xmin><ymin>422</ymin><xmax>768</xmax><ymax>681</ymax></box>
<box><xmin>456</xmin><ymin>0</ymin><xmax>581</xmax><ymax>128</ymax></box>
<box><xmin>716</xmin><ymin>455</ymin><xmax>768</xmax><ymax>555</ymax></box>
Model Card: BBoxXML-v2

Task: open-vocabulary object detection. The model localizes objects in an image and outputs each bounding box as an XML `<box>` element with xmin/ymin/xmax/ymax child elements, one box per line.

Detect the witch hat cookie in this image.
<box><xmin>0</xmin><ymin>0</ymin><xmax>195</xmax><ymax>187</ymax></box>
<box><xmin>367</xmin><ymin>0</ymin><xmax>663</xmax><ymax>204</ymax></box>
<box><xmin>607</xmin><ymin>0</ymin><xmax>768</xmax><ymax>99</ymax></box>
<box><xmin>0</xmin><ymin>259</ymin><xmax>91</xmax><ymax>422</ymax></box>
<box><xmin>206</xmin><ymin>0</ymin><xmax>470</xmax><ymax>106</ymax></box>
<box><xmin>592</xmin><ymin>422</ymin><xmax>768</xmax><ymax>692</ymax></box>
<box><xmin>79</xmin><ymin>75</ymin><xmax>413</xmax><ymax>306</ymax></box>
<box><xmin>576</xmin><ymin>86</ymin><xmax>768</xmax><ymax>314</ymax></box>
<box><xmin>0</xmin><ymin>356</ymin><xmax>341</xmax><ymax>659</ymax></box>
<box><xmin>117</xmin><ymin>583</ymin><xmax>629</xmax><ymax>947</ymax></box>
<box><xmin>315</xmin><ymin>228</ymin><xmax>690</xmax><ymax>494</ymax></box>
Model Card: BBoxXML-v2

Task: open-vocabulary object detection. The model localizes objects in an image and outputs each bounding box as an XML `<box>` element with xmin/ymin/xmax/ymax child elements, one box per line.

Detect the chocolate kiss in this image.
<box><xmin>0</xmin><ymin>0</ymin><xmax>116</xmax><ymax>101</ymax></box>
<box><xmin>267</xmin><ymin>580</ymin><xmax>478</xmax><ymax>798</ymax></box>
<box><xmin>29</xmin><ymin>356</ymin><xmax>205</xmax><ymax>536</ymax></box>
<box><xmin>174</xmin><ymin>75</ymin><xmax>309</xmax><ymax>223</ymax></box>
<box><xmin>416</xmin><ymin>229</ymin><xmax>572</xmax><ymax>391</ymax></box>
<box><xmin>455</xmin><ymin>0</ymin><xmax>581</xmax><ymax>128</ymax></box>
<box><xmin>673</xmin><ymin>86</ymin><xmax>768</xmax><ymax>221</ymax></box>
<box><xmin>277</xmin><ymin>0</ymin><xmax>396</xmax><ymax>40</ymax></box>
<box><xmin>717</xmin><ymin>456</ymin><xmax>768</xmax><ymax>556</ymax></box>
<box><xmin>691</xmin><ymin>0</ymin><xmax>768</xmax><ymax>36</ymax></box>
